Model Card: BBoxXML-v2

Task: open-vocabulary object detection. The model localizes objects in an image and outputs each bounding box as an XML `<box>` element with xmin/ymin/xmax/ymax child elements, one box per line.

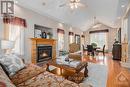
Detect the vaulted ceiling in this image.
<box><xmin>17</xmin><ymin>0</ymin><xmax>130</xmax><ymax>31</ymax></box>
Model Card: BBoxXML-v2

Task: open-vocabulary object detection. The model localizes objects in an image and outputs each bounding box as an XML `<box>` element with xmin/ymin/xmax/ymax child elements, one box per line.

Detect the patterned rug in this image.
<box><xmin>49</xmin><ymin>62</ymin><xmax>108</xmax><ymax>87</ymax></box>
<box><xmin>80</xmin><ymin>62</ymin><xmax>108</xmax><ymax>87</ymax></box>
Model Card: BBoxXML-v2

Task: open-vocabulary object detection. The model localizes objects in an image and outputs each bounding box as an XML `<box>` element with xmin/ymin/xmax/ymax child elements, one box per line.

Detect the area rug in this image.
<box><xmin>80</xmin><ymin>62</ymin><xmax>108</xmax><ymax>87</ymax></box>
<box><xmin>49</xmin><ymin>62</ymin><xmax>108</xmax><ymax>87</ymax></box>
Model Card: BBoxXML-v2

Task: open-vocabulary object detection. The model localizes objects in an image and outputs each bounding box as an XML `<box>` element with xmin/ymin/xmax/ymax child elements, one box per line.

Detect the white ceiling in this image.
<box><xmin>17</xmin><ymin>0</ymin><xmax>130</xmax><ymax>31</ymax></box>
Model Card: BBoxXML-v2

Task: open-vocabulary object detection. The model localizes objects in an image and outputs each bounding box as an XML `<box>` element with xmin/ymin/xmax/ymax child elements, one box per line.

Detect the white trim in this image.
<box><xmin>123</xmin><ymin>3</ymin><xmax>130</xmax><ymax>19</ymax></box>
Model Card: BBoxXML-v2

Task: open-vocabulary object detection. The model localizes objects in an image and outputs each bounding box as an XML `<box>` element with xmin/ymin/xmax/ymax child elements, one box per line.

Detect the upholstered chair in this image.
<box><xmin>68</xmin><ymin>43</ymin><xmax>82</xmax><ymax>60</ymax></box>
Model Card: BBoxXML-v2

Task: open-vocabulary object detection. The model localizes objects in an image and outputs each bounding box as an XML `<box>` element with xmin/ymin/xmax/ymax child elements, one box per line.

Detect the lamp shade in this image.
<box><xmin>0</xmin><ymin>40</ymin><xmax>14</xmax><ymax>49</ymax></box>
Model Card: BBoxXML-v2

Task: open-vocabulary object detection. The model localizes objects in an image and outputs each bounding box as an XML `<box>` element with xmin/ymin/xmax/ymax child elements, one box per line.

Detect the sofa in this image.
<box><xmin>0</xmin><ymin>63</ymin><xmax>82</xmax><ymax>87</ymax></box>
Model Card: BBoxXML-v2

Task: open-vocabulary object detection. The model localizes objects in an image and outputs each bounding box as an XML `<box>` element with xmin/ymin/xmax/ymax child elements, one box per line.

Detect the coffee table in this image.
<box><xmin>46</xmin><ymin>58</ymin><xmax>88</xmax><ymax>83</ymax></box>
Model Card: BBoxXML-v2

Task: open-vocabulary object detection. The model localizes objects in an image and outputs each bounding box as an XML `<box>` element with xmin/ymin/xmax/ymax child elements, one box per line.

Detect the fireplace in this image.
<box><xmin>37</xmin><ymin>45</ymin><xmax>52</xmax><ymax>62</ymax></box>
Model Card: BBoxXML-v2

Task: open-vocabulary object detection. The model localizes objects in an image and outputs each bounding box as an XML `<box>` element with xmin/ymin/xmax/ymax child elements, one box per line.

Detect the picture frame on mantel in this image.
<box><xmin>34</xmin><ymin>24</ymin><xmax>42</xmax><ymax>38</ymax></box>
<box><xmin>34</xmin><ymin>29</ymin><xmax>42</xmax><ymax>38</ymax></box>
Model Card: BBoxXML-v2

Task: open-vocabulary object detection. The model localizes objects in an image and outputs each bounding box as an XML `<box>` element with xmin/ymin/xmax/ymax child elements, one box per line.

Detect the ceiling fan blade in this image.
<box><xmin>70</xmin><ymin>0</ymin><xmax>75</xmax><ymax>2</ymax></box>
<box><xmin>76</xmin><ymin>0</ymin><xmax>80</xmax><ymax>2</ymax></box>
<box><xmin>59</xmin><ymin>3</ymin><xmax>67</xmax><ymax>7</ymax></box>
<box><xmin>77</xmin><ymin>3</ymin><xmax>86</xmax><ymax>7</ymax></box>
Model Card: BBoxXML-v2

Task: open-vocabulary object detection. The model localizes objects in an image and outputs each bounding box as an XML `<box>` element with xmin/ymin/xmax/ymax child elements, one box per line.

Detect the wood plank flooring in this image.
<box><xmin>83</xmin><ymin>53</ymin><xmax>130</xmax><ymax>87</ymax></box>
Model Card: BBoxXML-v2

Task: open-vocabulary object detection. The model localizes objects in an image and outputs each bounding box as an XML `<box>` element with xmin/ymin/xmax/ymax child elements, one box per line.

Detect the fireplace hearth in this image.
<box><xmin>37</xmin><ymin>45</ymin><xmax>52</xmax><ymax>62</ymax></box>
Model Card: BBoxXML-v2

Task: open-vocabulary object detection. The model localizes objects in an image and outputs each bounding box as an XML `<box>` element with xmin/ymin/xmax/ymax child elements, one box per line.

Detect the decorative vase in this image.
<box><xmin>42</xmin><ymin>31</ymin><xmax>47</xmax><ymax>38</ymax></box>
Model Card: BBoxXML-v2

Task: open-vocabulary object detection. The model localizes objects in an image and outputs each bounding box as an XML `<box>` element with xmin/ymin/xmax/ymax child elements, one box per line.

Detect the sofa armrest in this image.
<box><xmin>0</xmin><ymin>66</ymin><xmax>16</xmax><ymax>87</ymax></box>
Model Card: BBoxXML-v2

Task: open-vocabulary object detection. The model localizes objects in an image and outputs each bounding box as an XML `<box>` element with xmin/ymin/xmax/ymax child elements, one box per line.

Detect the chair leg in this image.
<box><xmin>103</xmin><ymin>52</ymin><xmax>105</xmax><ymax>56</ymax></box>
<box><xmin>92</xmin><ymin>51</ymin><xmax>94</xmax><ymax>56</ymax></box>
<box><xmin>88</xmin><ymin>52</ymin><xmax>91</xmax><ymax>55</ymax></box>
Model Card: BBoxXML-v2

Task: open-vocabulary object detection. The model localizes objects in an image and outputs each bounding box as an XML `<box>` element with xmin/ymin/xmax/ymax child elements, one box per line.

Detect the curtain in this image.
<box><xmin>3</xmin><ymin>16</ymin><xmax>26</xmax><ymax>55</ymax></box>
<box><xmin>89</xmin><ymin>29</ymin><xmax>109</xmax><ymax>34</ymax></box>
<box><xmin>69</xmin><ymin>32</ymin><xmax>74</xmax><ymax>44</ymax></box>
<box><xmin>90</xmin><ymin>32</ymin><xmax>108</xmax><ymax>50</ymax></box>
<box><xmin>3</xmin><ymin>16</ymin><xmax>27</xmax><ymax>27</ymax></box>
<box><xmin>57</xmin><ymin>28</ymin><xmax>64</xmax><ymax>34</ymax></box>
<box><xmin>9</xmin><ymin>25</ymin><xmax>25</xmax><ymax>55</ymax></box>
<box><xmin>57</xmin><ymin>29</ymin><xmax>64</xmax><ymax>51</ymax></box>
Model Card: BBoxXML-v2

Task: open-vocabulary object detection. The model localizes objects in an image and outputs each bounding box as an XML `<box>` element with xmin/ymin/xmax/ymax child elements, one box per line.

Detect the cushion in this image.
<box><xmin>68</xmin><ymin>53</ymin><xmax>81</xmax><ymax>60</ymax></box>
<box><xmin>0</xmin><ymin>54</ymin><xmax>25</xmax><ymax>76</ymax></box>
<box><xmin>17</xmin><ymin>71</ymin><xmax>80</xmax><ymax>87</ymax></box>
<box><xmin>69</xmin><ymin>43</ymin><xmax>80</xmax><ymax>53</ymax></box>
<box><xmin>0</xmin><ymin>66</ymin><xmax>16</xmax><ymax>87</ymax></box>
<box><xmin>10</xmin><ymin>64</ymin><xmax>46</xmax><ymax>85</ymax></box>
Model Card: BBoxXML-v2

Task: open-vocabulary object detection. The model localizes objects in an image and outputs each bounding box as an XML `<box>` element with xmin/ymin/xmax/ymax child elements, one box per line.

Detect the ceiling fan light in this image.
<box><xmin>70</xmin><ymin>5</ymin><xmax>74</xmax><ymax>9</ymax></box>
<box><xmin>75</xmin><ymin>4</ymin><xmax>78</xmax><ymax>8</ymax></box>
<box><xmin>76</xmin><ymin>0</ymin><xmax>80</xmax><ymax>2</ymax></box>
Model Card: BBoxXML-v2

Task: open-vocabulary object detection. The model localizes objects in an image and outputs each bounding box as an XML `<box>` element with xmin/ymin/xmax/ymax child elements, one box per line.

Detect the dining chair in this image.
<box><xmin>82</xmin><ymin>45</ymin><xmax>87</xmax><ymax>52</ymax></box>
<box><xmin>87</xmin><ymin>45</ymin><xmax>94</xmax><ymax>56</ymax></box>
<box><xmin>96</xmin><ymin>45</ymin><xmax>105</xmax><ymax>56</ymax></box>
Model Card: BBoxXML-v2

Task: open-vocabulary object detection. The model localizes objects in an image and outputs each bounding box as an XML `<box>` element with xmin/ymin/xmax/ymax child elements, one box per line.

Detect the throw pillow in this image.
<box><xmin>0</xmin><ymin>54</ymin><xmax>25</xmax><ymax>76</ymax></box>
<box><xmin>0</xmin><ymin>63</ymin><xmax>10</xmax><ymax>77</ymax></box>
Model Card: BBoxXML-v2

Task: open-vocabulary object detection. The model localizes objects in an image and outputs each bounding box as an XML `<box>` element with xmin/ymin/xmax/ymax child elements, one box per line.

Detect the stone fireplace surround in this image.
<box><xmin>30</xmin><ymin>38</ymin><xmax>56</xmax><ymax>64</ymax></box>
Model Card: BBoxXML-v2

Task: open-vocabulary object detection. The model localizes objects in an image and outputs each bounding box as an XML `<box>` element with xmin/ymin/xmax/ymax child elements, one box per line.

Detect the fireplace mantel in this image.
<box><xmin>30</xmin><ymin>38</ymin><xmax>56</xmax><ymax>64</ymax></box>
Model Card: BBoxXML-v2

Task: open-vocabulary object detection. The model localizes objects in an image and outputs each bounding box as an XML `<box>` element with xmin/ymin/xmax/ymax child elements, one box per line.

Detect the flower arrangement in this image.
<box><xmin>47</xmin><ymin>32</ymin><xmax>53</xmax><ymax>39</ymax></box>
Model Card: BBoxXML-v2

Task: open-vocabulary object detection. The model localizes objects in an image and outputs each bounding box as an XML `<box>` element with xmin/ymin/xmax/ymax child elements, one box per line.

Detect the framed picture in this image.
<box><xmin>34</xmin><ymin>24</ymin><xmax>43</xmax><ymax>38</ymax></box>
<box><xmin>34</xmin><ymin>29</ymin><xmax>42</xmax><ymax>38</ymax></box>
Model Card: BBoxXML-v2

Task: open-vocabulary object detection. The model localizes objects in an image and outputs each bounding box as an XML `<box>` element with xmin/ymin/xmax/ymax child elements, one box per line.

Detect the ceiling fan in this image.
<box><xmin>59</xmin><ymin>0</ymin><xmax>86</xmax><ymax>10</ymax></box>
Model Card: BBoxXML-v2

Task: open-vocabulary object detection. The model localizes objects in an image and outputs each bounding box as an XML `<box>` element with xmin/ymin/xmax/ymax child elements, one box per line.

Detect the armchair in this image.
<box><xmin>82</xmin><ymin>45</ymin><xmax>87</xmax><ymax>52</ymax></box>
<box><xmin>68</xmin><ymin>43</ymin><xmax>82</xmax><ymax>60</ymax></box>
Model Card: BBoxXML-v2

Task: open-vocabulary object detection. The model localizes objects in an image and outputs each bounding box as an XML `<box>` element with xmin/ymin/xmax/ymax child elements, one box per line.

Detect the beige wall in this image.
<box><xmin>84</xmin><ymin>24</ymin><xmax>118</xmax><ymax>52</ymax></box>
<box><xmin>0</xmin><ymin>5</ymin><xmax>83</xmax><ymax>63</ymax></box>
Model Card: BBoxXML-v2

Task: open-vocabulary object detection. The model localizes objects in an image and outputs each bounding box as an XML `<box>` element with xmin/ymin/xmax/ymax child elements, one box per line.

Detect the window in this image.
<box><xmin>3</xmin><ymin>16</ymin><xmax>27</xmax><ymax>55</ymax></box>
<box><xmin>57</xmin><ymin>29</ymin><xmax>64</xmax><ymax>51</ymax></box>
<box><xmin>121</xmin><ymin>18</ymin><xmax>128</xmax><ymax>42</ymax></box>
<box><xmin>81</xmin><ymin>35</ymin><xmax>85</xmax><ymax>45</ymax></box>
<box><xmin>9</xmin><ymin>25</ymin><xmax>25</xmax><ymax>55</ymax></box>
<box><xmin>75</xmin><ymin>34</ymin><xmax>80</xmax><ymax>44</ymax></box>
<box><xmin>69</xmin><ymin>32</ymin><xmax>74</xmax><ymax>44</ymax></box>
<box><xmin>90</xmin><ymin>31</ymin><xmax>108</xmax><ymax>50</ymax></box>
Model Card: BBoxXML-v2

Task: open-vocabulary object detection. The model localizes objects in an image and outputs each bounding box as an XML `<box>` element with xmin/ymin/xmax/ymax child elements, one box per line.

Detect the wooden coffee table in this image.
<box><xmin>46</xmin><ymin>59</ymin><xmax>88</xmax><ymax>83</ymax></box>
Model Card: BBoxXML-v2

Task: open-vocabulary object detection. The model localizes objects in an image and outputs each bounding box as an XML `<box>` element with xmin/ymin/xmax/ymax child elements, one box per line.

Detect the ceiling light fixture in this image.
<box><xmin>59</xmin><ymin>0</ymin><xmax>85</xmax><ymax>10</ymax></box>
<box><xmin>69</xmin><ymin>0</ymin><xmax>80</xmax><ymax>9</ymax></box>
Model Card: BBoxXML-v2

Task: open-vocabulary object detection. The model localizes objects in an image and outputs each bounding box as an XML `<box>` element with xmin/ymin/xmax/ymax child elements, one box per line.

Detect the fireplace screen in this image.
<box><xmin>37</xmin><ymin>45</ymin><xmax>52</xmax><ymax>62</ymax></box>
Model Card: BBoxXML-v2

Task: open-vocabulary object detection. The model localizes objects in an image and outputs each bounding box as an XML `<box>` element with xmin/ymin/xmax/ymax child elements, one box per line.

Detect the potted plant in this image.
<box><xmin>47</xmin><ymin>32</ymin><xmax>53</xmax><ymax>39</ymax></box>
<box><xmin>91</xmin><ymin>43</ymin><xmax>97</xmax><ymax>48</ymax></box>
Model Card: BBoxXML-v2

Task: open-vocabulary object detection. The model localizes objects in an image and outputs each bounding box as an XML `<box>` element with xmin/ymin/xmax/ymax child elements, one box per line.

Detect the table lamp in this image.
<box><xmin>0</xmin><ymin>40</ymin><xmax>14</xmax><ymax>54</ymax></box>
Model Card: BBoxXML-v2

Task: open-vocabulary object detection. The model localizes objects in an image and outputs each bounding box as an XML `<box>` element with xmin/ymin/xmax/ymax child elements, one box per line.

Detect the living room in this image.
<box><xmin>0</xmin><ymin>0</ymin><xmax>130</xmax><ymax>87</ymax></box>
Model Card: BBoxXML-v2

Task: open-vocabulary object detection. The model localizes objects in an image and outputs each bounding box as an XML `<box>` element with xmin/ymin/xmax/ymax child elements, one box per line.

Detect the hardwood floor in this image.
<box><xmin>83</xmin><ymin>53</ymin><xmax>130</xmax><ymax>87</ymax></box>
